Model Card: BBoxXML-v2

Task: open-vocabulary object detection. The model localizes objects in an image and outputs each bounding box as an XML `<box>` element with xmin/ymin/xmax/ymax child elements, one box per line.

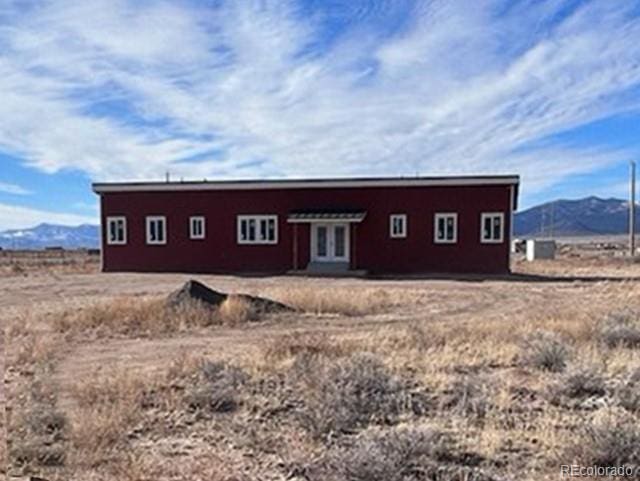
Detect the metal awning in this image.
<box><xmin>287</xmin><ymin>209</ymin><xmax>367</xmax><ymax>223</ymax></box>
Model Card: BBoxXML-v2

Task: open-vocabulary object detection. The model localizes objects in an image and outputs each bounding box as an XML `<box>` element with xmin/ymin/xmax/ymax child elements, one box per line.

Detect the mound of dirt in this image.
<box><xmin>166</xmin><ymin>279</ymin><xmax>293</xmax><ymax>313</ymax></box>
<box><xmin>231</xmin><ymin>293</ymin><xmax>294</xmax><ymax>313</ymax></box>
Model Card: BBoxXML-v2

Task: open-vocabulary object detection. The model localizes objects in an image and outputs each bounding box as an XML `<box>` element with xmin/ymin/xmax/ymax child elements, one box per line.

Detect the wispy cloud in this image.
<box><xmin>0</xmin><ymin>0</ymin><xmax>639</xmax><ymax>197</ymax></box>
<box><xmin>0</xmin><ymin>181</ymin><xmax>31</xmax><ymax>195</ymax></box>
<box><xmin>0</xmin><ymin>203</ymin><xmax>97</xmax><ymax>230</ymax></box>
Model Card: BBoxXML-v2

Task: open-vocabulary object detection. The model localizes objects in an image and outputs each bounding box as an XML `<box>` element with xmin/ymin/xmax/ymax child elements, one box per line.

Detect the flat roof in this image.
<box><xmin>92</xmin><ymin>175</ymin><xmax>519</xmax><ymax>193</ymax></box>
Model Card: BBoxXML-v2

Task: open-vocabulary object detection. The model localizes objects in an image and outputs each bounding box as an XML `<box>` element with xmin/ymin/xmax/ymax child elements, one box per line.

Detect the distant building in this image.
<box><xmin>92</xmin><ymin>175</ymin><xmax>519</xmax><ymax>275</ymax></box>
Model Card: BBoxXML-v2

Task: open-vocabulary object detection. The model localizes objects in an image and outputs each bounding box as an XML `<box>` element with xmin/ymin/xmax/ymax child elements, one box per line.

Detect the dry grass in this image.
<box><xmin>565</xmin><ymin>408</ymin><xmax>640</xmax><ymax>468</ymax></box>
<box><xmin>47</xmin><ymin>286</ymin><xmax>393</xmax><ymax>341</ymax></box>
<box><xmin>0</xmin><ymin>329</ymin><xmax>6</xmax><ymax>479</ymax></box>
<box><xmin>9</xmin><ymin>310</ymin><xmax>640</xmax><ymax>480</ymax></box>
<box><xmin>49</xmin><ymin>295</ymin><xmax>269</xmax><ymax>338</ymax></box>
<box><xmin>0</xmin><ymin>249</ymin><xmax>99</xmax><ymax>277</ymax></box>
<box><xmin>218</xmin><ymin>294</ymin><xmax>262</xmax><ymax>324</ymax></box>
<box><xmin>5</xmin><ymin>250</ymin><xmax>640</xmax><ymax>480</ymax></box>
<box><xmin>265</xmin><ymin>286</ymin><xmax>395</xmax><ymax>316</ymax></box>
<box><xmin>262</xmin><ymin>331</ymin><xmax>349</xmax><ymax>362</ymax></box>
<box><xmin>68</xmin><ymin>370</ymin><xmax>160</xmax><ymax>470</ymax></box>
<box><xmin>50</xmin><ymin>297</ymin><xmax>205</xmax><ymax>337</ymax></box>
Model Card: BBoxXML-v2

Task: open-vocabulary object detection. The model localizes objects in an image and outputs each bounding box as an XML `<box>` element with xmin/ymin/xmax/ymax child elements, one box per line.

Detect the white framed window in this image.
<box><xmin>106</xmin><ymin>216</ymin><xmax>127</xmax><ymax>245</ymax></box>
<box><xmin>190</xmin><ymin>216</ymin><xmax>206</xmax><ymax>240</ymax></box>
<box><xmin>434</xmin><ymin>213</ymin><xmax>458</xmax><ymax>244</ymax></box>
<box><xmin>146</xmin><ymin>216</ymin><xmax>167</xmax><ymax>245</ymax></box>
<box><xmin>481</xmin><ymin>212</ymin><xmax>504</xmax><ymax>243</ymax></box>
<box><xmin>389</xmin><ymin>214</ymin><xmax>407</xmax><ymax>238</ymax></box>
<box><xmin>237</xmin><ymin>215</ymin><xmax>278</xmax><ymax>245</ymax></box>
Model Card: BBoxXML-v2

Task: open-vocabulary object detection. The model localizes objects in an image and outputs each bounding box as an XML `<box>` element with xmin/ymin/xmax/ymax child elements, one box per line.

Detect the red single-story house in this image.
<box><xmin>92</xmin><ymin>175</ymin><xmax>519</xmax><ymax>275</ymax></box>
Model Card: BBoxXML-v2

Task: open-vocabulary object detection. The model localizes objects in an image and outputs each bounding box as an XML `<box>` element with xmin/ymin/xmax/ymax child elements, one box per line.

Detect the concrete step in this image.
<box><xmin>306</xmin><ymin>261</ymin><xmax>350</xmax><ymax>273</ymax></box>
<box><xmin>287</xmin><ymin>262</ymin><xmax>368</xmax><ymax>277</ymax></box>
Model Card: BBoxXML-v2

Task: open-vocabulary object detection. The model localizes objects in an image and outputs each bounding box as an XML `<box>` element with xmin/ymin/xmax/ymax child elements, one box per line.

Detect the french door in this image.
<box><xmin>311</xmin><ymin>223</ymin><xmax>349</xmax><ymax>262</ymax></box>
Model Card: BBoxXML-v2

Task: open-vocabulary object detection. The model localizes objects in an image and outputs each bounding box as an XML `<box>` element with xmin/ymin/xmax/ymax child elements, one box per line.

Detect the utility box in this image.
<box><xmin>511</xmin><ymin>238</ymin><xmax>526</xmax><ymax>254</ymax></box>
<box><xmin>526</xmin><ymin>240</ymin><xmax>556</xmax><ymax>261</ymax></box>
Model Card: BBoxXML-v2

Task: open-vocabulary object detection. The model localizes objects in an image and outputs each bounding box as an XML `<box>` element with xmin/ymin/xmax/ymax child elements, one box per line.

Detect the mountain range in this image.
<box><xmin>0</xmin><ymin>223</ymin><xmax>100</xmax><ymax>250</ymax></box>
<box><xmin>0</xmin><ymin>197</ymin><xmax>637</xmax><ymax>249</ymax></box>
<box><xmin>514</xmin><ymin>196</ymin><xmax>638</xmax><ymax>237</ymax></box>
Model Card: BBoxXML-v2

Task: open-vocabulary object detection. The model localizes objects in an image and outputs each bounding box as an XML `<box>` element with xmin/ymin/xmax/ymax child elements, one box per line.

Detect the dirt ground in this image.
<box><xmin>2</xmin><ymin>257</ymin><xmax>637</xmax><ymax>405</ymax></box>
<box><xmin>2</xmin><ymin>250</ymin><xmax>640</xmax><ymax>480</ymax></box>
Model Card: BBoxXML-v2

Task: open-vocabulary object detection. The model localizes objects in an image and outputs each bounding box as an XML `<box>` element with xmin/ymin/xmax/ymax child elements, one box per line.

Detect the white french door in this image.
<box><xmin>311</xmin><ymin>223</ymin><xmax>349</xmax><ymax>262</ymax></box>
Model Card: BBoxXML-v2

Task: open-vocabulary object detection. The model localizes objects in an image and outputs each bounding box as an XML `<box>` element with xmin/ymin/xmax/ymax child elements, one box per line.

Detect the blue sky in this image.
<box><xmin>1</xmin><ymin>0</ymin><xmax>640</xmax><ymax>229</ymax></box>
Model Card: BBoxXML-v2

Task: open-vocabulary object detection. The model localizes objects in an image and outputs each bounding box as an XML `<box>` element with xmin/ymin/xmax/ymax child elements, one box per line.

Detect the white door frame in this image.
<box><xmin>311</xmin><ymin>223</ymin><xmax>350</xmax><ymax>262</ymax></box>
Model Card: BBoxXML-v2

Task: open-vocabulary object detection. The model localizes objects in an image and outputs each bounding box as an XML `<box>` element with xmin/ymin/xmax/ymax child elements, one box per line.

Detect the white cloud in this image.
<box><xmin>0</xmin><ymin>0</ymin><xmax>639</xmax><ymax>199</ymax></box>
<box><xmin>0</xmin><ymin>203</ymin><xmax>97</xmax><ymax>230</ymax></box>
<box><xmin>72</xmin><ymin>201</ymin><xmax>99</xmax><ymax>212</ymax></box>
<box><xmin>0</xmin><ymin>181</ymin><xmax>31</xmax><ymax>195</ymax></box>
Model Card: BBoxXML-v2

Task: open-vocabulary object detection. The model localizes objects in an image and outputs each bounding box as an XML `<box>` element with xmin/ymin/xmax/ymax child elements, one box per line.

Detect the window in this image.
<box><xmin>190</xmin><ymin>216</ymin><xmax>206</xmax><ymax>240</ymax></box>
<box><xmin>146</xmin><ymin>216</ymin><xmax>167</xmax><ymax>245</ymax></box>
<box><xmin>237</xmin><ymin>215</ymin><xmax>278</xmax><ymax>244</ymax></box>
<box><xmin>389</xmin><ymin>214</ymin><xmax>407</xmax><ymax>238</ymax></box>
<box><xmin>106</xmin><ymin>216</ymin><xmax>126</xmax><ymax>245</ymax></box>
<box><xmin>481</xmin><ymin>212</ymin><xmax>504</xmax><ymax>243</ymax></box>
<box><xmin>434</xmin><ymin>213</ymin><xmax>457</xmax><ymax>243</ymax></box>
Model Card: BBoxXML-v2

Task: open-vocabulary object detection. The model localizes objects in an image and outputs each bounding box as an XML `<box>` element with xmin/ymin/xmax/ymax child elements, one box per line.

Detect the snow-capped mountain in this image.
<box><xmin>514</xmin><ymin>196</ymin><xmax>639</xmax><ymax>237</ymax></box>
<box><xmin>0</xmin><ymin>223</ymin><xmax>99</xmax><ymax>249</ymax></box>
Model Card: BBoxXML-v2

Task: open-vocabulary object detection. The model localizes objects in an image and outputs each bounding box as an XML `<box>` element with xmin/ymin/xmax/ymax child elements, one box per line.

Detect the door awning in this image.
<box><xmin>287</xmin><ymin>209</ymin><xmax>367</xmax><ymax>223</ymax></box>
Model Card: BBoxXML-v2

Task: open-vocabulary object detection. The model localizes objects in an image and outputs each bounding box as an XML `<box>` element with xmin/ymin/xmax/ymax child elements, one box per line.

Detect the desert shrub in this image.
<box><xmin>185</xmin><ymin>360</ymin><xmax>249</xmax><ymax>413</ymax></box>
<box><xmin>440</xmin><ymin>376</ymin><xmax>493</xmax><ymax>419</ymax></box>
<box><xmin>565</xmin><ymin>410</ymin><xmax>640</xmax><ymax>467</ymax></box>
<box><xmin>520</xmin><ymin>331</ymin><xmax>570</xmax><ymax>372</ymax></box>
<box><xmin>312</xmin><ymin>425</ymin><xmax>492</xmax><ymax>481</ymax></box>
<box><xmin>615</xmin><ymin>368</ymin><xmax>640</xmax><ymax>413</ymax></box>
<box><xmin>185</xmin><ymin>384</ymin><xmax>238</xmax><ymax>413</ymax></box>
<box><xmin>548</xmin><ymin>365</ymin><xmax>607</xmax><ymax>406</ymax></box>
<box><xmin>318</xmin><ymin>426</ymin><xmax>449</xmax><ymax>481</ymax></box>
<box><xmin>25</xmin><ymin>407</ymin><xmax>68</xmax><ymax>438</ymax></box>
<box><xmin>11</xmin><ymin>404</ymin><xmax>68</xmax><ymax>468</ymax></box>
<box><xmin>10</xmin><ymin>439</ymin><xmax>66</xmax><ymax>468</ymax></box>
<box><xmin>599</xmin><ymin>309</ymin><xmax>640</xmax><ymax>348</ymax></box>
<box><xmin>296</xmin><ymin>353</ymin><xmax>429</xmax><ymax>438</ymax></box>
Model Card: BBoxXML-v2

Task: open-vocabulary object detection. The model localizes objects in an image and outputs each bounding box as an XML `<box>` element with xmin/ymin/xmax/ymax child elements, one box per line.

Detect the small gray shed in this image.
<box><xmin>526</xmin><ymin>240</ymin><xmax>556</xmax><ymax>261</ymax></box>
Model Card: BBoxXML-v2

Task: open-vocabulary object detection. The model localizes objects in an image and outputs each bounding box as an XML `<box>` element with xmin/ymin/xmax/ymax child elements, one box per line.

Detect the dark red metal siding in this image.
<box><xmin>100</xmin><ymin>185</ymin><xmax>513</xmax><ymax>274</ymax></box>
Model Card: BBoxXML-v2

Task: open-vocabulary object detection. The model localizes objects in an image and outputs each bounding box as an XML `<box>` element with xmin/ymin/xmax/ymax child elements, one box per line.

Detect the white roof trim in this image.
<box><xmin>93</xmin><ymin>176</ymin><xmax>519</xmax><ymax>193</ymax></box>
